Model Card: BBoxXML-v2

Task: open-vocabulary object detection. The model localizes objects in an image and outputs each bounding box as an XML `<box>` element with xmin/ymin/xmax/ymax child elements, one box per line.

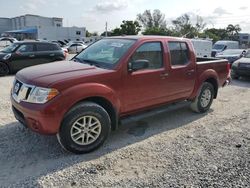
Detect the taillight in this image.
<box><xmin>226</xmin><ymin>63</ymin><xmax>231</xmax><ymax>78</ymax></box>
<box><xmin>227</xmin><ymin>63</ymin><xmax>230</xmax><ymax>72</ymax></box>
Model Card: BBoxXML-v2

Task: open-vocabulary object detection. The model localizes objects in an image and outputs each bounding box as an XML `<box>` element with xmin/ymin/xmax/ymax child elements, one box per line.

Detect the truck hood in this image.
<box><xmin>16</xmin><ymin>61</ymin><xmax>110</xmax><ymax>87</ymax></box>
<box><xmin>236</xmin><ymin>57</ymin><xmax>250</xmax><ymax>63</ymax></box>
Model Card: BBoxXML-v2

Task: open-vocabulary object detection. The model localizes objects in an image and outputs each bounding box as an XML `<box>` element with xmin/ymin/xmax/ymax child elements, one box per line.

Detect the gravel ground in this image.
<box><xmin>0</xmin><ymin>76</ymin><xmax>250</xmax><ymax>188</ymax></box>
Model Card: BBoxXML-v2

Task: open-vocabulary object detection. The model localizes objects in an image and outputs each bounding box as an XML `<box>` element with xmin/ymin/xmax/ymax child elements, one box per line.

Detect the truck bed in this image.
<box><xmin>196</xmin><ymin>57</ymin><xmax>229</xmax><ymax>87</ymax></box>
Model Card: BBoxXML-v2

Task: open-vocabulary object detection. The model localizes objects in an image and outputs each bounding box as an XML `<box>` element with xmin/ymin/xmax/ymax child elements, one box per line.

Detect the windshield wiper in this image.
<box><xmin>72</xmin><ymin>57</ymin><xmax>83</xmax><ymax>63</ymax></box>
<box><xmin>81</xmin><ymin>59</ymin><xmax>101</xmax><ymax>67</ymax></box>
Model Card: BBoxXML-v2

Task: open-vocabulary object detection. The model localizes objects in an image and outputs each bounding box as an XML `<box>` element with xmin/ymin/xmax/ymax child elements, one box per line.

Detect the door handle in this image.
<box><xmin>160</xmin><ymin>72</ymin><xmax>169</xmax><ymax>79</ymax></box>
<box><xmin>49</xmin><ymin>54</ymin><xmax>55</xmax><ymax>56</ymax></box>
<box><xmin>29</xmin><ymin>54</ymin><xmax>35</xmax><ymax>58</ymax></box>
<box><xmin>187</xmin><ymin>69</ymin><xmax>195</xmax><ymax>75</ymax></box>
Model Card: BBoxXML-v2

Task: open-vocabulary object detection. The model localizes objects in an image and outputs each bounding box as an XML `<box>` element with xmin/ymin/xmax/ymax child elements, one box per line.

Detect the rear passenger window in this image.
<box><xmin>130</xmin><ymin>42</ymin><xmax>163</xmax><ymax>69</ymax></box>
<box><xmin>36</xmin><ymin>44</ymin><xmax>49</xmax><ymax>51</ymax></box>
<box><xmin>49</xmin><ymin>44</ymin><xmax>60</xmax><ymax>51</ymax></box>
<box><xmin>168</xmin><ymin>42</ymin><xmax>189</xmax><ymax>66</ymax></box>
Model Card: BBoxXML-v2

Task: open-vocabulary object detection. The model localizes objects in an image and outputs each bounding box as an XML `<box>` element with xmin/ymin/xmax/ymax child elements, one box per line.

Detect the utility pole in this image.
<box><xmin>105</xmin><ymin>22</ymin><xmax>107</xmax><ymax>37</ymax></box>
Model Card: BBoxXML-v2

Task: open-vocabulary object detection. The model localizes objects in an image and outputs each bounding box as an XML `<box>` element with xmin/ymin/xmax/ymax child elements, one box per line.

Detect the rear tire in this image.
<box><xmin>0</xmin><ymin>62</ymin><xmax>10</xmax><ymax>76</ymax></box>
<box><xmin>190</xmin><ymin>82</ymin><xmax>214</xmax><ymax>113</ymax></box>
<box><xmin>57</xmin><ymin>102</ymin><xmax>111</xmax><ymax>154</ymax></box>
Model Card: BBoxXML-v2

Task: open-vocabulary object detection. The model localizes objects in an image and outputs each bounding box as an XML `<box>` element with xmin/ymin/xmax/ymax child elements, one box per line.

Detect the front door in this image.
<box><xmin>10</xmin><ymin>44</ymin><xmax>36</xmax><ymax>72</ymax></box>
<box><xmin>122</xmin><ymin>41</ymin><xmax>169</xmax><ymax>113</ymax></box>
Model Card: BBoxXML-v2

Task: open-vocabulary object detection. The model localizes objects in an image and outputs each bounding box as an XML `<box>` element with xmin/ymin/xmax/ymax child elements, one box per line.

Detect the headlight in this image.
<box><xmin>232</xmin><ymin>62</ymin><xmax>239</xmax><ymax>68</ymax></box>
<box><xmin>3</xmin><ymin>53</ymin><xmax>11</xmax><ymax>60</ymax></box>
<box><xmin>27</xmin><ymin>87</ymin><xmax>59</xmax><ymax>104</ymax></box>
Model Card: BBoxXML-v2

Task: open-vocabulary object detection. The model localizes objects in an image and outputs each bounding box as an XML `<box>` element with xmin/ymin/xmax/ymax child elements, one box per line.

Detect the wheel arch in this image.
<box><xmin>64</xmin><ymin>96</ymin><xmax>119</xmax><ymax>131</ymax></box>
<box><xmin>204</xmin><ymin>77</ymin><xmax>218</xmax><ymax>98</ymax></box>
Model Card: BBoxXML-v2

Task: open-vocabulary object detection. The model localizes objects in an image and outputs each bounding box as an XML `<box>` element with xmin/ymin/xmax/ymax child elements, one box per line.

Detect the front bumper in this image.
<box><xmin>231</xmin><ymin>67</ymin><xmax>250</xmax><ymax>77</ymax></box>
<box><xmin>11</xmin><ymin>96</ymin><xmax>63</xmax><ymax>135</ymax></box>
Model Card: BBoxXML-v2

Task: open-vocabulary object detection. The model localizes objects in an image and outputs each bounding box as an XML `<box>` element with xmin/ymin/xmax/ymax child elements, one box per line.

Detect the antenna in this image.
<box><xmin>105</xmin><ymin>22</ymin><xmax>107</xmax><ymax>37</ymax></box>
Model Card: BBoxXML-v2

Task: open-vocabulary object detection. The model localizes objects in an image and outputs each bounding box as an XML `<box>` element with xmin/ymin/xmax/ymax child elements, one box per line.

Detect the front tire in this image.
<box><xmin>190</xmin><ymin>82</ymin><xmax>214</xmax><ymax>113</ymax></box>
<box><xmin>57</xmin><ymin>102</ymin><xmax>111</xmax><ymax>154</ymax></box>
<box><xmin>0</xmin><ymin>62</ymin><xmax>10</xmax><ymax>76</ymax></box>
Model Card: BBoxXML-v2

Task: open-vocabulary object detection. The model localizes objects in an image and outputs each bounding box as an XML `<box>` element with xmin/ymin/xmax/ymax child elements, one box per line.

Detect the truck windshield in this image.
<box><xmin>0</xmin><ymin>43</ymin><xmax>19</xmax><ymax>53</ymax></box>
<box><xmin>213</xmin><ymin>44</ymin><xmax>225</xmax><ymax>50</ymax></box>
<box><xmin>73</xmin><ymin>38</ymin><xmax>136</xmax><ymax>69</ymax></box>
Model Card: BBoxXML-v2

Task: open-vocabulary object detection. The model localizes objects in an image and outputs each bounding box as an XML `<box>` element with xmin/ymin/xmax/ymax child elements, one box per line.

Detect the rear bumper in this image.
<box><xmin>223</xmin><ymin>78</ymin><xmax>231</xmax><ymax>87</ymax></box>
<box><xmin>11</xmin><ymin>96</ymin><xmax>63</xmax><ymax>135</ymax></box>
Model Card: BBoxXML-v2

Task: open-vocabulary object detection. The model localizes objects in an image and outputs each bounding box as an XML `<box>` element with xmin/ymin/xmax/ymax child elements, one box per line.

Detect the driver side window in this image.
<box><xmin>130</xmin><ymin>42</ymin><xmax>163</xmax><ymax>69</ymax></box>
<box><xmin>16</xmin><ymin>44</ymin><xmax>34</xmax><ymax>53</ymax></box>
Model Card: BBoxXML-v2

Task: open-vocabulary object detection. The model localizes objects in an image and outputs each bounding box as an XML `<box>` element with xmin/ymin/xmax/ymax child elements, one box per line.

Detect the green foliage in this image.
<box><xmin>107</xmin><ymin>20</ymin><xmax>141</xmax><ymax>36</ymax></box>
<box><xmin>86</xmin><ymin>30</ymin><xmax>99</xmax><ymax>37</ymax></box>
<box><xmin>171</xmin><ymin>14</ymin><xmax>206</xmax><ymax>38</ymax></box>
<box><xmin>137</xmin><ymin>9</ymin><xmax>167</xmax><ymax>29</ymax></box>
<box><xmin>99</xmin><ymin>9</ymin><xmax>242</xmax><ymax>42</ymax></box>
<box><xmin>142</xmin><ymin>27</ymin><xmax>172</xmax><ymax>36</ymax></box>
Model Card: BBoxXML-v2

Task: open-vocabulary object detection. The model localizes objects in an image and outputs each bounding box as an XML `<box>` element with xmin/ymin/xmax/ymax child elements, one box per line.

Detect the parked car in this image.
<box><xmin>0</xmin><ymin>37</ymin><xmax>18</xmax><ymax>48</ymax></box>
<box><xmin>191</xmin><ymin>39</ymin><xmax>212</xmax><ymax>57</ymax></box>
<box><xmin>231</xmin><ymin>49</ymin><xmax>250</xmax><ymax>79</ymax></box>
<box><xmin>0</xmin><ymin>41</ymin><xmax>65</xmax><ymax>76</ymax></box>
<box><xmin>66</xmin><ymin>43</ymin><xmax>88</xmax><ymax>53</ymax></box>
<box><xmin>215</xmin><ymin>49</ymin><xmax>246</xmax><ymax>65</ymax></box>
<box><xmin>11</xmin><ymin>36</ymin><xmax>230</xmax><ymax>154</ymax></box>
<box><xmin>212</xmin><ymin>40</ymin><xmax>239</xmax><ymax>57</ymax></box>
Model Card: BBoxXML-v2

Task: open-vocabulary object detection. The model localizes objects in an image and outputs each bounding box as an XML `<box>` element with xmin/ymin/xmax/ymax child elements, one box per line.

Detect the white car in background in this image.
<box><xmin>66</xmin><ymin>43</ymin><xmax>88</xmax><ymax>53</ymax></box>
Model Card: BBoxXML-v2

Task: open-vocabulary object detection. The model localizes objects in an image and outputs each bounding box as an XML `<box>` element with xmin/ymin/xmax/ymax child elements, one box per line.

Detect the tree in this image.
<box><xmin>120</xmin><ymin>20</ymin><xmax>141</xmax><ymax>35</ymax></box>
<box><xmin>143</xmin><ymin>27</ymin><xmax>173</xmax><ymax>36</ymax></box>
<box><xmin>137</xmin><ymin>9</ymin><xmax>166</xmax><ymax>29</ymax></box>
<box><xmin>86</xmin><ymin>30</ymin><xmax>92</xmax><ymax>37</ymax></box>
<box><xmin>226</xmin><ymin>24</ymin><xmax>241</xmax><ymax>40</ymax></box>
<box><xmin>107</xmin><ymin>20</ymin><xmax>141</xmax><ymax>36</ymax></box>
<box><xmin>172</xmin><ymin>14</ymin><xmax>198</xmax><ymax>38</ymax></box>
<box><xmin>86</xmin><ymin>30</ymin><xmax>99</xmax><ymax>37</ymax></box>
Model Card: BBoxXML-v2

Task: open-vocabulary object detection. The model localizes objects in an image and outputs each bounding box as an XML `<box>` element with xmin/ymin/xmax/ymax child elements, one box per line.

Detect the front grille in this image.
<box><xmin>239</xmin><ymin>63</ymin><xmax>250</xmax><ymax>69</ymax></box>
<box><xmin>12</xmin><ymin>79</ymin><xmax>34</xmax><ymax>103</ymax></box>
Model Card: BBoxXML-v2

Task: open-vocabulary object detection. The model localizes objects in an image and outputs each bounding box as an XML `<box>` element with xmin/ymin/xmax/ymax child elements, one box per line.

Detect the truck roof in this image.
<box><xmin>108</xmin><ymin>35</ymin><xmax>190</xmax><ymax>41</ymax></box>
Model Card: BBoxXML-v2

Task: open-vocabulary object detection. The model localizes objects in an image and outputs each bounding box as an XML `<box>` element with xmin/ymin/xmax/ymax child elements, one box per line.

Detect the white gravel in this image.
<box><xmin>0</xmin><ymin>75</ymin><xmax>250</xmax><ymax>188</ymax></box>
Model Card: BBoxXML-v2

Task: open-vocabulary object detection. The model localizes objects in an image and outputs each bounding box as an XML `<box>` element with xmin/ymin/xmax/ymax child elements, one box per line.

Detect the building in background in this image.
<box><xmin>0</xmin><ymin>14</ymin><xmax>86</xmax><ymax>41</ymax></box>
<box><xmin>238</xmin><ymin>33</ymin><xmax>250</xmax><ymax>48</ymax></box>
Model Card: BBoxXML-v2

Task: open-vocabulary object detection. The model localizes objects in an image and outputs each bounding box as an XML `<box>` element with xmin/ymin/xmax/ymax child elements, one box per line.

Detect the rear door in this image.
<box><xmin>165</xmin><ymin>41</ymin><xmax>196</xmax><ymax>99</ymax></box>
<box><xmin>122</xmin><ymin>41</ymin><xmax>170</xmax><ymax>112</ymax></box>
<box><xmin>34</xmin><ymin>43</ymin><xmax>52</xmax><ymax>65</ymax></box>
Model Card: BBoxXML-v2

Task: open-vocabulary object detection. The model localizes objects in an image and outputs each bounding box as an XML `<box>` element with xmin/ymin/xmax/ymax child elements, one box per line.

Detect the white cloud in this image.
<box><xmin>94</xmin><ymin>0</ymin><xmax>128</xmax><ymax>13</ymax></box>
<box><xmin>213</xmin><ymin>7</ymin><xmax>231</xmax><ymax>16</ymax></box>
<box><xmin>239</xmin><ymin>6</ymin><xmax>248</xmax><ymax>10</ymax></box>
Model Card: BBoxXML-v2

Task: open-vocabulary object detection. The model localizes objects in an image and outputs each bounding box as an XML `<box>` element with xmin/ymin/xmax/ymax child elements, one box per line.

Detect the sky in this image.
<box><xmin>1</xmin><ymin>0</ymin><xmax>250</xmax><ymax>34</ymax></box>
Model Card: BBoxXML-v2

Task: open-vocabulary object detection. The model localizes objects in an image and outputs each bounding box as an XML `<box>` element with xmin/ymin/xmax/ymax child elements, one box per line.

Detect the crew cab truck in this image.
<box><xmin>11</xmin><ymin>36</ymin><xmax>230</xmax><ymax>154</ymax></box>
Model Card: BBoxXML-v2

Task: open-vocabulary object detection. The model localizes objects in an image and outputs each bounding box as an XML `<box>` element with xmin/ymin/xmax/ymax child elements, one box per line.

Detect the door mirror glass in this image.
<box><xmin>128</xmin><ymin>59</ymin><xmax>149</xmax><ymax>72</ymax></box>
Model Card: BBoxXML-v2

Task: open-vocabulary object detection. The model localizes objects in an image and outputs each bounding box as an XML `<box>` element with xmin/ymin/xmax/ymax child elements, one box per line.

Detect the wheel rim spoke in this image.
<box><xmin>201</xmin><ymin>89</ymin><xmax>211</xmax><ymax>107</ymax></box>
<box><xmin>70</xmin><ymin>115</ymin><xmax>102</xmax><ymax>145</ymax></box>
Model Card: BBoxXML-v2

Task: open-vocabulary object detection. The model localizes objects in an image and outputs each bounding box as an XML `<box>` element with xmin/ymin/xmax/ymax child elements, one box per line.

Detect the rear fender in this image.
<box><xmin>189</xmin><ymin>69</ymin><xmax>219</xmax><ymax>100</ymax></box>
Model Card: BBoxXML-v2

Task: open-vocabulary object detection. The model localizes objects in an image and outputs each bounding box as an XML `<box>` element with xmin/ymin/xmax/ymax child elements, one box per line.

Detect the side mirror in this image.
<box><xmin>128</xmin><ymin>59</ymin><xmax>149</xmax><ymax>72</ymax></box>
<box><xmin>15</xmin><ymin>51</ymin><xmax>22</xmax><ymax>56</ymax></box>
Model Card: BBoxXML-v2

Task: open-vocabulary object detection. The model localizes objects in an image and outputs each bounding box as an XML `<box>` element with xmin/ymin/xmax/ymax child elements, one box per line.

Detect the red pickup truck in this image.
<box><xmin>11</xmin><ymin>36</ymin><xmax>230</xmax><ymax>154</ymax></box>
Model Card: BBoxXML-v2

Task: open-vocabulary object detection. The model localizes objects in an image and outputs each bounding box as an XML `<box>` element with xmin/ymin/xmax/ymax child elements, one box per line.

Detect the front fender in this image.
<box><xmin>59</xmin><ymin>83</ymin><xmax>121</xmax><ymax>117</ymax></box>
